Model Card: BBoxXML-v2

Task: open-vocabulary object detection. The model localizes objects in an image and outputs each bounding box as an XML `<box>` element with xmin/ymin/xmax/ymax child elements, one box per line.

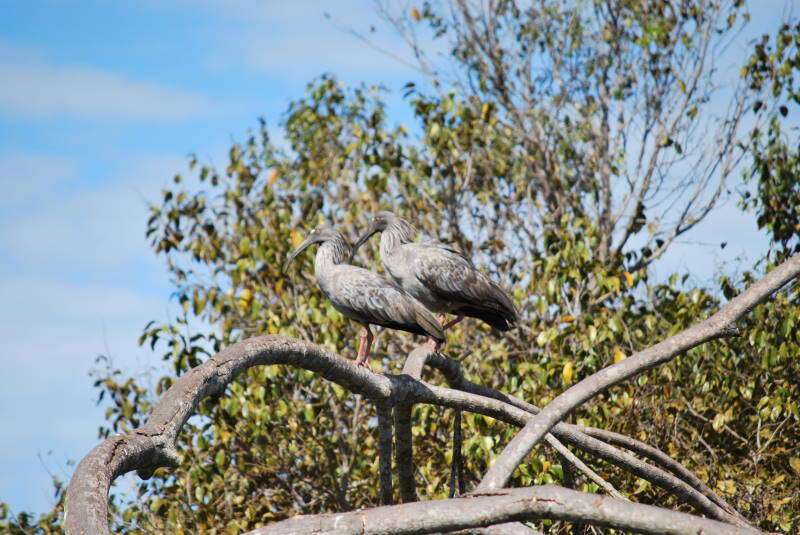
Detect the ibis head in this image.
<box><xmin>353</xmin><ymin>212</ymin><xmax>393</xmax><ymax>251</ymax></box>
<box><xmin>284</xmin><ymin>225</ymin><xmax>343</xmax><ymax>270</ymax></box>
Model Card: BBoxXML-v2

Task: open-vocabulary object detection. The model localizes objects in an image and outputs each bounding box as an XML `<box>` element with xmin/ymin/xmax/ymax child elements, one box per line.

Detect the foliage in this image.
<box><xmin>0</xmin><ymin>479</ymin><xmax>64</xmax><ymax>535</ymax></box>
<box><xmin>3</xmin><ymin>2</ymin><xmax>800</xmax><ymax>534</ymax></box>
<box><xmin>742</xmin><ymin>20</ymin><xmax>800</xmax><ymax>255</ymax></box>
<box><xmin>380</xmin><ymin>0</ymin><xmax>749</xmax><ymax>270</ymax></box>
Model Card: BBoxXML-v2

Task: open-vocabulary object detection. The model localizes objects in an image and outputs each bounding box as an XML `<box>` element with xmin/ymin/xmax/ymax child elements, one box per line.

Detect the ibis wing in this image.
<box><xmin>414</xmin><ymin>244</ymin><xmax>518</xmax><ymax>328</ymax></box>
<box><xmin>330</xmin><ymin>267</ymin><xmax>444</xmax><ymax>340</ymax></box>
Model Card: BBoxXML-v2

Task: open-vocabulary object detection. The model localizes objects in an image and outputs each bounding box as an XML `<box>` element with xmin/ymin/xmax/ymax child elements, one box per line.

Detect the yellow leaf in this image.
<box><xmin>411</xmin><ymin>8</ymin><xmax>421</xmax><ymax>21</ymax></box>
<box><xmin>562</xmin><ymin>361</ymin><xmax>574</xmax><ymax>385</ymax></box>
<box><xmin>623</xmin><ymin>271</ymin><xmax>634</xmax><ymax>287</ymax></box>
<box><xmin>712</xmin><ymin>413</ymin><xmax>725</xmax><ymax>432</ymax></box>
<box><xmin>275</xmin><ymin>279</ymin><xmax>284</xmax><ymax>295</ymax></box>
<box><xmin>541</xmin><ymin>460</ymin><xmax>551</xmax><ymax>473</ymax></box>
<box><xmin>267</xmin><ymin>169</ymin><xmax>280</xmax><ymax>185</ymax></box>
<box><xmin>560</xmin><ymin>315</ymin><xmax>575</xmax><ymax>323</ymax></box>
<box><xmin>240</xmin><ymin>288</ymin><xmax>253</xmax><ymax>304</ymax></box>
<box><xmin>614</xmin><ymin>348</ymin><xmax>627</xmax><ymax>363</ymax></box>
<box><xmin>291</xmin><ymin>229</ymin><xmax>304</xmax><ymax>248</ymax></box>
<box><xmin>790</xmin><ymin>457</ymin><xmax>800</xmax><ymax>475</ymax></box>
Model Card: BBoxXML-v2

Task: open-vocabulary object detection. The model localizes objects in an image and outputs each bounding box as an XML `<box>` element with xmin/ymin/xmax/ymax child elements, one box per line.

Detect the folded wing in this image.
<box><xmin>328</xmin><ymin>266</ymin><xmax>445</xmax><ymax>341</ymax></box>
<box><xmin>414</xmin><ymin>244</ymin><xmax>518</xmax><ymax>331</ymax></box>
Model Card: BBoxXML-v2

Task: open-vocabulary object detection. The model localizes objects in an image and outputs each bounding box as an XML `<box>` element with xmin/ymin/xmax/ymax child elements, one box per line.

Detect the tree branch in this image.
<box><xmin>64</xmin><ymin>337</ymin><xmax>391</xmax><ymax>535</ymax></box>
<box><xmin>66</xmin><ymin>320</ymin><xmax>764</xmax><ymax>534</ymax></box>
<box><xmin>377</xmin><ymin>401</ymin><xmax>394</xmax><ymax>505</ymax></box>
<box><xmin>579</xmin><ymin>426</ymin><xmax>744</xmax><ymax>519</ymax></box>
<box><xmin>243</xmin><ymin>485</ymin><xmax>764</xmax><ymax>535</ymax></box>
<box><xmin>478</xmin><ymin>253</ymin><xmax>800</xmax><ymax>490</ymax></box>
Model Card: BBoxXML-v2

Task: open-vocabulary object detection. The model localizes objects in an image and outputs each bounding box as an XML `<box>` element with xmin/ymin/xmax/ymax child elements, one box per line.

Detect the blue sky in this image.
<box><xmin>0</xmin><ymin>0</ymin><xmax>788</xmax><ymax>517</ymax></box>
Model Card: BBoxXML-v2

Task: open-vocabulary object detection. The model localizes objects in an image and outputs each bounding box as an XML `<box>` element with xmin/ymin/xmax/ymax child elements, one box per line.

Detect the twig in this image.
<box><xmin>478</xmin><ymin>253</ymin><xmax>800</xmax><ymax>490</ymax></box>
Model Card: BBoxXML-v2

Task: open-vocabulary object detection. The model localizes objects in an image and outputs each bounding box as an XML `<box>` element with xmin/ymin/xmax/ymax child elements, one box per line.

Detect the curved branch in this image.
<box><xmin>64</xmin><ymin>336</ymin><xmax>391</xmax><ymax>535</ymax></box>
<box><xmin>580</xmin><ymin>426</ymin><xmax>743</xmax><ymax>519</ymax></box>
<box><xmin>415</xmin><ymin>381</ymin><xmax>743</xmax><ymax>525</ymax></box>
<box><xmin>409</xmin><ymin>350</ymin><xmax>746</xmax><ymax>523</ymax></box>
<box><xmin>242</xmin><ymin>485</ymin><xmax>764</xmax><ymax>535</ymax></box>
<box><xmin>479</xmin><ymin>253</ymin><xmax>800</xmax><ymax>490</ymax></box>
<box><xmin>65</xmin><ymin>335</ymin><xmax>752</xmax><ymax>534</ymax></box>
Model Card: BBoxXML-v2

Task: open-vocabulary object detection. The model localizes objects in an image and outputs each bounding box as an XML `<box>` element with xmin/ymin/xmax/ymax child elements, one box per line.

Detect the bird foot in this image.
<box><xmin>355</xmin><ymin>357</ymin><xmax>372</xmax><ymax>370</ymax></box>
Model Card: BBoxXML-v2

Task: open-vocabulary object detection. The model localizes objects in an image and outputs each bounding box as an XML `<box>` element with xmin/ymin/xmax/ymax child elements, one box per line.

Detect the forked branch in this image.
<box><xmin>65</xmin><ymin>251</ymin><xmax>800</xmax><ymax>535</ymax></box>
<box><xmin>479</xmin><ymin>253</ymin><xmax>800</xmax><ymax>490</ymax></box>
<box><xmin>241</xmin><ymin>485</ymin><xmax>763</xmax><ymax>535</ymax></box>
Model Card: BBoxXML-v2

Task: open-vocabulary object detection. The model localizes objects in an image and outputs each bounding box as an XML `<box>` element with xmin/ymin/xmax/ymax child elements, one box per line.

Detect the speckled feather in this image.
<box><xmin>307</xmin><ymin>227</ymin><xmax>444</xmax><ymax>342</ymax></box>
<box><xmin>376</xmin><ymin>215</ymin><xmax>518</xmax><ymax>331</ymax></box>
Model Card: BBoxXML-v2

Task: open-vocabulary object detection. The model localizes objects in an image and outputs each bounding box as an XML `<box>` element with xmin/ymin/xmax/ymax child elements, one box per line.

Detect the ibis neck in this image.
<box><xmin>315</xmin><ymin>236</ymin><xmax>351</xmax><ymax>275</ymax></box>
<box><xmin>380</xmin><ymin>218</ymin><xmax>417</xmax><ymax>258</ymax></box>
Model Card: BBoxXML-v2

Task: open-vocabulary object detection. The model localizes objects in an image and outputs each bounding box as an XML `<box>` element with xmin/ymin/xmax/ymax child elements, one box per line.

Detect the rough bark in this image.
<box><xmin>65</xmin><ymin>252</ymin><xmax>800</xmax><ymax>535</ymax></box>
<box><xmin>479</xmin><ymin>253</ymin><xmax>800</xmax><ymax>490</ymax></box>
<box><xmin>243</xmin><ymin>485</ymin><xmax>764</xmax><ymax>535</ymax></box>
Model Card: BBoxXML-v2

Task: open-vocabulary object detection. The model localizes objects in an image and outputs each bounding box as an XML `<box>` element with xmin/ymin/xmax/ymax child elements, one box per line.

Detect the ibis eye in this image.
<box><xmin>374</xmin><ymin>216</ymin><xmax>382</xmax><ymax>222</ymax></box>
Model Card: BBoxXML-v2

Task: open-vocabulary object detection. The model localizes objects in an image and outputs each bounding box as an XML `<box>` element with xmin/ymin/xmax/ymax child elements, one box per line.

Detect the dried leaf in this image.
<box><xmin>562</xmin><ymin>361</ymin><xmax>574</xmax><ymax>385</ymax></box>
<box><xmin>623</xmin><ymin>271</ymin><xmax>634</xmax><ymax>287</ymax></box>
<box><xmin>789</xmin><ymin>457</ymin><xmax>800</xmax><ymax>475</ymax></box>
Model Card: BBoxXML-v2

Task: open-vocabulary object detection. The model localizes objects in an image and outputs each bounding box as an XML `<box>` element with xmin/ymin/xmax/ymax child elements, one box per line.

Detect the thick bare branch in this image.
<box><xmin>580</xmin><ymin>426</ymin><xmax>744</xmax><ymax>519</ymax></box>
<box><xmin>243</xmin><ymin>485</ymin><xmax>764</xmax><ymax>535</ymax></box>
<box><xmin>64</xmin><ymin>337</ymin><xmax>390</xmax><ymax>535</ymax></box>
<box><xmin>416</xmin><ymin>380</ymin><xmax>743</xmax><ymax>525</ymax></box>
<box><xmin>409</xmin><ymin>349</ymin><xmax>749</xmax><ymax>521</ymax></box>
<box><xmin>66</xmin><ymin>324</ymin><xmax>759</xmax><ymax>534</ymax></box>
<box><xmin>377</xmin><ymin>401</ymin><xmax>394</xmax><ymax>505</ymax></box>
<box><xmin>479</xmin><ymin>253</ymin><xmax>800</xmax><ymax>490</ymax></box>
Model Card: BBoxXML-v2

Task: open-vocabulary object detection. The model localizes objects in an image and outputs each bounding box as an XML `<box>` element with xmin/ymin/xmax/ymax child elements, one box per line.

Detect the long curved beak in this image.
<box><xmin>352</xmin><ymin>221</ymin><xmax>380</xmax><ymax>255</ymax></box>
<box><xmin>283</xmin><ymin>237</ymin><xmax>316</xmax><ymax>272</ymax></box>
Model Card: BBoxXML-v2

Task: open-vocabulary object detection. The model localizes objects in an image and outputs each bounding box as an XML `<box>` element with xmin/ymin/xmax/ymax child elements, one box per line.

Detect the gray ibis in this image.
<box><xmin>285</xmin><ymin>225</ymin><xmax>445</xmax><ymax>367</ymax></box>
<box><xmin>353</xmin><ymin>212</ymin><xmax>518</xmax><ymax>336</ymax></box>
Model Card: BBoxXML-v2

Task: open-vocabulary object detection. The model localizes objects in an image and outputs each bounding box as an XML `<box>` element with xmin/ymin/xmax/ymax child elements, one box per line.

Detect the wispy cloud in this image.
<box><xmin>0</xmin><ymin>153</ymin><xmax>180</xmax><ymax>273</ymax></box>
<box><xmin>171</xmin><ymin>0</ymin><xmax>422</xmax><ymax>82</ymax></box>
<box><xmin>0</xmin><ymin>153</ymin><xmax>77</xmax><ymax>208</ymax></box>
<box><xmin>0</xmin><ymin>42</ymin><xmax>217</xmax><ymax>122</ymax></box>
<box><xmin>0</xmin><ymin>275</ymin><xmax>169</xmax><ymax>513</ymax></box>
<box><xmin>0</xmin><ymin>151</ymin><xmax>182</xmax><ymax>513</ymax></box>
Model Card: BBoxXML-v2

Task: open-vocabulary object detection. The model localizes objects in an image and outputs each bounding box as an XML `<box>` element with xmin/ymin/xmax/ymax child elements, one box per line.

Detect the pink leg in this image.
<box><xmin>355</xmin><ymin>326</ymin><xmax>374</xmax><ymax>368</ymax></box>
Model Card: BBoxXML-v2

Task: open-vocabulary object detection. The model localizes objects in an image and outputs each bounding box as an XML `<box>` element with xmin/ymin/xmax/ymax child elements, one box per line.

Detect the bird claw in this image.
<box><xmin>355</xmin><ymin>358</ymin><xmax>372</xmax><ymax>370</ymax></box>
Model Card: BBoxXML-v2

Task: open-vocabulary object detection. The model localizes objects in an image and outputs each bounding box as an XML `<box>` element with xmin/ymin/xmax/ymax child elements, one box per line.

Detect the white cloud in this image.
<box><xmin>0</xmin><ymin>153</ymin><xmax>77</xmax><ymax>207</ymax></box>
<box><xmin>0</xmin><ymin>276</ymin><xmax>171</xmax><ymax>513</ymax></box>
<box><xmin>0</xmin><ymin>154</ymin><xmax>180</xmax><ymax>273</ymax></box>
<box><xmin>0</xmin><ymin>152</ymin><xmax>184</xmax><ymax>513</ymax></box>
<box><xmin>0</xmin><ymin>44</ymin><xmax>217</xmax><ymax>122</ymax></box>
